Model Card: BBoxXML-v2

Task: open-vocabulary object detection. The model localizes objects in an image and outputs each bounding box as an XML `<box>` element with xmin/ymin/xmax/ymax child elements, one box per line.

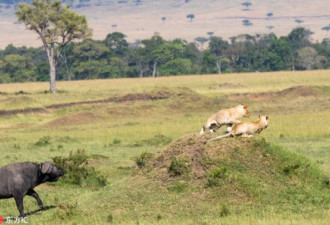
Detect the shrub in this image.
<box><xmin>107</xmin><ymin>214</ymin><xmax>113</xmax><ymax>223</ymax></box>
<box><xmin>52</xmin><ymin>149</ymin><xmax>107</xmax><ymax>189</ymax></box>
<box><xmin>134</xmin><ymin>152</ymin><xmax>154</xmax><ymax>169</ymax></box>
<box><xmin>168</xmin><ymin>157</ymin><xmax>190</xmax><ymax>176</ymax></box>
<box><xmin>207</xmin><ymin>166</ymin><xmax>227</xmax><ymax>187</ymax></box>
<box><xmin>112</xmin><ymin>138</ymin><xmax>121</xmax><ymax>145</ymax></box>
<box><xmin>282</xmin><ymin>163</ymin><xmax>301</xmax><ymax>175</ymax></box>
<box><xmin>35</xmin><ymin>136</ymin><xmax>51</xmax><ymax>146</ymax></box>
<box><xmin>156</xmin><ymin>214</ymin><xmax>162</xmax><ymax>221</ymax></box>
<box><xmin>219</xmin><ymin>204</ymin><xmax>230</xmax><ymax>217</ymax></box>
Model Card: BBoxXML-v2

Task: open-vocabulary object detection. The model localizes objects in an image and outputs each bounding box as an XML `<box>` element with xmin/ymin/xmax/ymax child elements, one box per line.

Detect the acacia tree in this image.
<box><xmin>195</xmin><ymin>37</ymin><xmax>209</xmax><ymax>50</ymax></box>
<box><xmin>322</xmin><ymin>25</ymin><xmax>330</xmax><ymax>36</ymax></box>
<box><xmin>16</xmin><ymin>0</ymin><xmax>92</xmax><ymax>93</ymax></box>
<box><xmin>241</xmin><ymin>1</ymin><xmax>252</xmax><ymax>10</ymax></box>
<box><xmin>186</xmin><ymin>14</ymin><xmax>195</xmax><ymax>22</ymax></box>
<box><xmin>266</xmin><ymin>12</ymin><xmax>273</xmax><ymax>19</ymax></box>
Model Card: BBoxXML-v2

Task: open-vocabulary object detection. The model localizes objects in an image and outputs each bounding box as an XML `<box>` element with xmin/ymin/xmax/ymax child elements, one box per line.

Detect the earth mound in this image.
<box><xmin>228</xmin><ymin>85</ymin><xmax>329</xmax><ymax>102</ymax></box>
<box><xmin>139</xmin><ymin>135</ymin><xmax>329</xmax><ymax>211</ymax></box>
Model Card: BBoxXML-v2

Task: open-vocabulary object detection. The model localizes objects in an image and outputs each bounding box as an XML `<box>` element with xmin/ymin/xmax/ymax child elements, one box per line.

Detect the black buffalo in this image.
<box><xmin>0</xmin><ymin>161</ymin><xmax>65</xmax><ymax>217</ymax></box>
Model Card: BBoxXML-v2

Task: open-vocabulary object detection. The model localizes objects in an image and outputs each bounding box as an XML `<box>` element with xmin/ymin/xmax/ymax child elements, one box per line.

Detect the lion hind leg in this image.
<box><xmin>226</xmin><ymin>124</ymin><xmax>233</xmax><ymax>133</ymax></box>
<box><xmin>206</xmin><ymin>121</ymin><xmax>220</xmax><ymax>133</ymax></box>
<box><xmin>210</xmin><ymin>123</ymin><xmax>220</xmax><ymax>133</ymax></box>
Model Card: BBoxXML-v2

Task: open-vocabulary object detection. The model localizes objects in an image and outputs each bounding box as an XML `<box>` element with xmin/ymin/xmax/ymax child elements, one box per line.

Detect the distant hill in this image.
<box><xmin>1</xmin><ymin>0</ymin><xmax>330</xmax><ymax>49</ymax></box>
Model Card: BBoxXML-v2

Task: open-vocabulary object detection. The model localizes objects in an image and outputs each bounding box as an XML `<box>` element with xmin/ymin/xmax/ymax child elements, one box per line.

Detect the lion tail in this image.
<box><xmin>206</xmin><ymin>133</ymin><xmax>232</xmax><ymax>143</ymax></box>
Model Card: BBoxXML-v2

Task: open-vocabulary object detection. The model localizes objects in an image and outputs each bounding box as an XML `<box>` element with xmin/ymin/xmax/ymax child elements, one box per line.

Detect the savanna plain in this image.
<box><xmin>0</xmin><ymin>70</ymin><xmax>329</xmax><ymax>224</ymax></box>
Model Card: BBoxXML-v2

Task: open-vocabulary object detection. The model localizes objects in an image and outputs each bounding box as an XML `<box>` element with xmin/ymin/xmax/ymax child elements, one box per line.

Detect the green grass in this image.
<box><xmin>0</xmin><ymin>70</ymin><xmax>329</xmax><ymax>224</ymax></box>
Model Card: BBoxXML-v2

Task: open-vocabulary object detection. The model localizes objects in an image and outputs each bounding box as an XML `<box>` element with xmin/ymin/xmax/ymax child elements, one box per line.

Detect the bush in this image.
<box><xmin>219</xmin><ymin>204</ymin><xmax>230</xmax><ymax>217</ymax></box>
<box><xmin>112</xmin><ymin>138</ymin><xmax>121</xmax><ymax>145</ymax></box>
<box><xmin>207</xmin><ymin>166</ymin><xmax>227</xmax><ymax>187</ymax></box>
<box><xmin>168</xmin><ymin>157</ymin><xmax>190</xmax><ymax>176</ymax></box>
<box><xmin>134</xmin><ymin>152</ymin><xmax>154</xmax><ymax>169</ymax></box>
<box><xmin>35</xmin><ymin>136</ymin><xmax>51</xmax><ymax>146</ymax></box>
<box><xmin>52</xmin><ymin>149</ymin><xmax>107</xmax><ymax>189</ymax></box>
<box><xmin>282</xmin><ymin>163</ymin><xmax>301</xmax><ymax>175</ymax></box>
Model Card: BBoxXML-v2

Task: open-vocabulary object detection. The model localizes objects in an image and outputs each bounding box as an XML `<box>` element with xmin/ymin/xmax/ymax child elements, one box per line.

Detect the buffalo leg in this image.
<box><xmin>14</xmin><ymin>195</ymin><xmax>24</xmax><ymax>217</ymax></box>
<box><xmin>27</xmin><ymin>189</ymin><xmax>44</xmax><ymax>209</ymax></box>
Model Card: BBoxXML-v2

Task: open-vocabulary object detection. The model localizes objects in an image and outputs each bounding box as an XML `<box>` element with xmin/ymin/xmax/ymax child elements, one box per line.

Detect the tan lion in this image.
<box><xmin>200</xmin><ymin>104</ymin><xmax>249</xmax><ymax>135</ymax></box>
<box><xmin>207</xmin><ymin>115</ymin><xmax>269</xmax><ymax>143</ymax></box>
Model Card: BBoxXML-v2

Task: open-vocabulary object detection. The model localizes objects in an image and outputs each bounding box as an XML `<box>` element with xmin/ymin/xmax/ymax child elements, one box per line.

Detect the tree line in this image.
<box><xmin>1</xmin><ymin>27</ymin><xmax>330</xmax><ymax>83</ymax></box>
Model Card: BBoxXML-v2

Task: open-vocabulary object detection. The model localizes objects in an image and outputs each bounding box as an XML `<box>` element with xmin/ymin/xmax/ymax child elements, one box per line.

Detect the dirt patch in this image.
<box><xmin>0</xmin><ymin>107</ymin><xmax>47</xmax><ymax>116</ymax></box>
<box><xmin>46</xmin><ymin>88</ymin><xmax>173</xmax><ymax>110</ymax></box>
<box><xmin>218</xmin><ymin>82</ymin><xmax>244</xmax><ymax>88</ymax></box>
<box><xmin>0</xmin><ymin>87</ymin><xmax>177</xmax><ymax>116</ymax></box>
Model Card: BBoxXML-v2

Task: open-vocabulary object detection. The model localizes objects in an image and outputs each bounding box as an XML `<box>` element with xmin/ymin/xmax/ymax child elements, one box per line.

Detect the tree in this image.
<box><xmin>111</xmin><ymin>24</ymin><xmax>117</xmax><ymax>31</ymax></box>
<box><xmin>295</xmin><ymin>19</ymin><xmax>304</xmax><ymax>26</ymax></box>
<box><xmin>263</xmin><ymin>37</ymin><xmax>292</xmax><ymax>71</ymax></box>
<box><xmin>208</xmin><ymin>36</ymin><xmax>229</xmax><ymax>74</ymax></box>
<box><xmin>134</xmin><ymin>0</ymin><xmax>142</xmax><ymax>6</ymax></box>
<box><xmin>266</xmin><ymin>12</ymin><xmax>273</xmax><ymax>19</ymax></box>
<box><xmin>266</xmin><ymin>26</ymin><xmax>275</xmax><ymax>31</ymax></box>
<box><xmin>297</xmin><ymin>47</ymin><xmax>326</xmax><ymax>70</ymax></box>
<box><xmin>151</xmin><ymin>42</ymin><xmax>184</xmax><ymax>77</ymax></box>
<box><xmin>207</xmin><ymin>32</ymin><xmax>214</xmax><ymax>37</ymax></box>
<box><xmin>141</xmin><ymin>34</ymin><xmax>165</xmax><ymax>77</ymax></box>
<box><xmin>225</xmin><ymin>37</ymin><xmax>247</xmax><ymax>73</ymax></box>
<box><xmin>129</xmin><ymin>47</ymin><xmax>149</xmax><ymax>77</ymax></box>
<box><xmin>186</xmin><ymin>14</ymin><xmax>195</xmax><ymax>22</ymax></box>
<box><xmin>159</xmin><ymin>58</ymin><xmax>192</xmax><ymax>75</ymax></box>
<box><xmin>71</xmin><ymin>39</ymin><xmax>110</xmax><ymax>79</ymax></box>
<box><xmin>287</xmin><ymin>27</ymin><xmax>312</xmax><ymax>70</ymax></box>
<box><xmin>16</xmin><ymin>0</ymin><xmax>92</xmax><ymax>93</ymax></box>
<box><xmin>242</xmin><ymin>19</ymin><xmax>253</xmax><ymax>28</ymax></box>
<box><xmin>194</xmin><ymin>37</ymin><xmax>209</xmax><ymax>50</ymax></box>
<box><xmin>241</xmin><ymin>1</ymin><xmax>252</xmax><ymax>10</ymax></box>
<box><xmin>104</xmin><ymin>32</ymin><xmax>129</xmax><ymax>57</ymax></box>
<box><xmin>322</xmin><ymin>25</ymin><xmax>330</xmax><ymax>36</ymax></box>
<box><xmin>0</xmin><ymin>54</ymin><xmax>36</xmax><ymax>82</ymax></box>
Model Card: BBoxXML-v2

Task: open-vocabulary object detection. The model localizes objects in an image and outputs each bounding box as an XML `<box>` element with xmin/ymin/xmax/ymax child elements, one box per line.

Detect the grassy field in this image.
<box><xmin>0</xmin><ymin>70</ymin><xmax>329</xmax><ymax>224</ymax></box>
